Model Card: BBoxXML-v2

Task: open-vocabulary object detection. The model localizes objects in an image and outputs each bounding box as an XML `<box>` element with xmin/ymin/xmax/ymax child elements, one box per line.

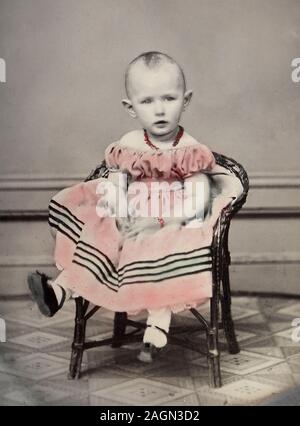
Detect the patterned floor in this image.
<box><xmin>0</xmin><ymin>295</ymin><xmax>300</xmax><ymax>406</ymax></box>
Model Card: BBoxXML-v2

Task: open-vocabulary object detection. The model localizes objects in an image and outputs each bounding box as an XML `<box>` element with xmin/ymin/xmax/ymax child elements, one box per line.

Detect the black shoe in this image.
<box><xmin>137</xmin><ymin>343</ymin><xmax>165</xmax><ymax>363</ymax></box>
<box><xmin>137</xmin><ymin>325</ymin><xmax>168</xmax><ymax>363</ymax></box>
<box><xmin>27</xmin><ymin>271</ymin><xmax>66</xmax><ymax>317</ymax></box>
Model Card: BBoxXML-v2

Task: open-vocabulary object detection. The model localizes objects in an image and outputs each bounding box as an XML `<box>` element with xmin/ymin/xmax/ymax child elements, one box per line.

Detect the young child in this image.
<box><xmin>28</xmin><ymin>51</ymin><xmax>217</xmax><ymax>362</ymax></box>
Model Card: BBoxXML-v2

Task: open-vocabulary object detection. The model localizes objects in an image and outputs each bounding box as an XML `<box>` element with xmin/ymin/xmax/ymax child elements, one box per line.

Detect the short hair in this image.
<box><xmin>125</xmin><ymin>51</ymin><xmax>186</xmax><ymax>98</ymax></box>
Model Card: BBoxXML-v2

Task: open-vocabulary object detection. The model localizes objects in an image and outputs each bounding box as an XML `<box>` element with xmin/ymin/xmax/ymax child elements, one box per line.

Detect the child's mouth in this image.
<box><xmin>154</xmin><ymin>121</ymin><xmax>168</xmax><ymax>127</ymax></box>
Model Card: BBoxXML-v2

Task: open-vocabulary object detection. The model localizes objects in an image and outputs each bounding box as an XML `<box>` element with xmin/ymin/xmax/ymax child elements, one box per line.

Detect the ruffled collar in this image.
<box><xmin>105</xmin><ymin>140</ymin><xmax>216</xmax><ymax>179</ymax></box>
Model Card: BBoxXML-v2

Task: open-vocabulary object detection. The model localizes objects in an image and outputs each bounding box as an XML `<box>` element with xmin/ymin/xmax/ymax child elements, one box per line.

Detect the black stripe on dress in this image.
<box><xmin>48</xmin><ymin>213</ymin><xmax>81</xmax><ymax>240</ymax></box>
<box><xmin>77</xmin><ymin>240</ymin><xmax>118</xmax><ymax>274</ymax></box>
<box><xmin>72</xmin><ymin>252</ymin><xmax>118</xmax><ymax>289</ymax></box>
<box><xmin>48</xmin><ymin>219</ymin><xmax>78</xmax><ymax>244</ymax></box>
<box><xmin>119</xmin><ymin>266</ymin><xmax>212</xmax><ymax>286</ymax></box>
<box><xmin>118</xmin><ymin>246</ymin><xmax>212</xmax><ymax>273</ymax></box>
<box><xmin>50</xmin><ymin>199</ymin><xmax>84</xmax><ymax>225</ymax></box>
<box><xmin>72</xmin><ymin>260</ymin><xmax>119</xmax><ymax>293</ymax></box>
<box><xmin>75</xmin><ymin>245</ymin><xmax>119</xmax><ymax>282</ymax></box>
<box><xmin>118</xmin><ymin>251</ymin><xmax>211</xmax><ymax>277</ymax></box>
<box><xmin>49</xmin><ymin>204</ymin><xmax>82</xmax><ymax>232</ymax></box>
<box><xmin>74</xmin><ymin>246</ymin><xmax>210</xmax><ymax>287</ymax></box>
<box><xmin>118</xmin><ymin>259</ymin><xmax>212</xmax><ymax>284</ymax></box>
<box><xmin>73</xmin><ymin>258</ymin><xmax>212</xmax><ymax>288</ymax></box>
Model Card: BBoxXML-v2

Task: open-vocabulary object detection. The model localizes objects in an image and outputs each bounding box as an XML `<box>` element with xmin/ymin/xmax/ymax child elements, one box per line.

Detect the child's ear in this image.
<box><xmin>183</xmin><ymin>90</ymin><xmax>193</xmax><ymax>110</ymax></box>
<box><xmin>121</xmin><ymin>99</ymin><xmax>137</xmax><ymax>118</ymax></box>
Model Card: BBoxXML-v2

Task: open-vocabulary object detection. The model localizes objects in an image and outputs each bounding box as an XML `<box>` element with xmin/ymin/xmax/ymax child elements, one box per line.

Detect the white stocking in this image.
<box><xmin>48</xmin><ymin>279</ymin><xmax>73</xmax><ymax>304</ymax></box>
<box><xmin>143</xmin><ymin>307</ymin><xmax>172</xmax><ymax>348</ymax></box>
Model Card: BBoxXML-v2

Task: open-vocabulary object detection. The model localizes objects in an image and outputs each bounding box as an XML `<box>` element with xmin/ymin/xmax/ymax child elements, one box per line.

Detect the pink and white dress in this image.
<box><xmin>49</xmin><ymin>136</ymin><xmax>234</xmax><ymax>315</ymax></box>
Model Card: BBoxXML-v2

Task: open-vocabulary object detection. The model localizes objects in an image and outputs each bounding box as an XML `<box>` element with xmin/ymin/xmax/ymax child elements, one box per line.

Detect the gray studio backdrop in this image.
<box><xmin>0</xmin><ymin>0</ymin><xmax>299</xmax><ymax>295</ymax></box>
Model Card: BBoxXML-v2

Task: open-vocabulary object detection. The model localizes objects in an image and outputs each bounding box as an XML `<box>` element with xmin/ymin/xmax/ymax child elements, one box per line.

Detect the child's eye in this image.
<box><xmin>141</xmin><ymin>99</ymin><xmax>152</xmax><ymax>104</ymax></box>
<box><xmin>165</xmin><ymin>96</ymin><xmax>175</xmax><ymax>101</ymax></box>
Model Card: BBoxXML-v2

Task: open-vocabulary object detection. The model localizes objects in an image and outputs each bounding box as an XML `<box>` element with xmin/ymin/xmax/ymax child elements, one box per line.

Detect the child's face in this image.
<box><xmin>123</xmin><ymin>63</ymin><xmax>192</xmax><ymax>139</ymax></box>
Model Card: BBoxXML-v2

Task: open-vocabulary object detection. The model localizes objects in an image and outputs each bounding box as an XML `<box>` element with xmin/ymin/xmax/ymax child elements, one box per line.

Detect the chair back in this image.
<box><xmin>212</xmin><ymin>152</ymin><xmax>249</xmax><ymax>218</ymax></box>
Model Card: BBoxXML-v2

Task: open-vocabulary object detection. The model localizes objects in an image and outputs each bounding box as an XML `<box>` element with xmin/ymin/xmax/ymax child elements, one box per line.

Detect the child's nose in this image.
<box><xmin>154</xmin><ymin>100</ymin><xmax>165</xmax><ymax>115</ymax></box>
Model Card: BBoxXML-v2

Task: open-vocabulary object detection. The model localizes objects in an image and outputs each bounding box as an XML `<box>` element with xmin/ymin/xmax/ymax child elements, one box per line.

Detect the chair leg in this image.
<box><xmin>207</xmin><ymin>292</ymin><xmax>222</xmax><ymax>388</ymax></box>
<box><xmin>111</xmin><ymin>312</ymin><xmax>127</xmax><ymax>348</ymax></box>
<box><xmin>207</xmin><ymin>349</ymin><xmax>222</xmax><ymax>388</ymax></box>
<box><xmin>221</xmin><ymin>261</ymin><xmax>240</xmax><ymax>355</ymax></box>
<box><xmin>206</xmin><ymin>328</ymin><xmax>222</xmax><ymax>388</ymax></box>
<box><xmin>68</xmin><ymin>297</ymin><xmax>87</xmax><ymax>379</ymax></box>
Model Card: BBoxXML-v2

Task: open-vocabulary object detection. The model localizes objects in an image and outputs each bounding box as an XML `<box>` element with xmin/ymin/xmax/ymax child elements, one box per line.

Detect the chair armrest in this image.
<box><xmin>84</xmin><ymin>161</ymin><xmax>109</xmax><ymax>182</ymax></box>
<box><xmin>207</xmin><ymin>164</ymin><xmax>244</xmax><ymax>204</ymax></box>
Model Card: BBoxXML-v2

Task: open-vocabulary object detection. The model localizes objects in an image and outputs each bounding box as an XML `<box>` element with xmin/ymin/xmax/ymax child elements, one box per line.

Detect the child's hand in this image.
<box><xmin>124</xmin><ymin>217</ymin><xmax>160</xmax><ymax>239</ymax></box>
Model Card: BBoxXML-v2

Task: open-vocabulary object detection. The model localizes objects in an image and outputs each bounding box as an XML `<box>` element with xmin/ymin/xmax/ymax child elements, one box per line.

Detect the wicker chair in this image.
<box><xmin>68</xmin><ymin>153</ymin><xmax>249</xmax><ymax>388</ymax></box>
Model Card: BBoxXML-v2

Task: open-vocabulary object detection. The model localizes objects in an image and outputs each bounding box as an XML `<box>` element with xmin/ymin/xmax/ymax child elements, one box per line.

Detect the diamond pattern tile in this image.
<box><xmin>276</xmin><ymin>303</ymin><xmax>300</xmax><ymax>317</ymax></box>
<box><xmin>242</xmin><ymin>336</ymin><xmax>285</xmax><ymax>358</ymax></box>
<box><xmin>6</xmin><ymin>384</ymin><xmax>69</xmax><ymax>405</ymax></box>
<box><xmin>213</xmin><ymin>379</ymin><xmax>284</xmax><ymax>404</ymax></box>
<box><xmin>287</xmin><ymin>353</ymin><xmax>300</xmax><ymax>366</ymax></box>
<box><xmin>192</xmin><ymin>350</ymin><xmax>283</xmax><ymax>375</ymax></box>
<box><xmin>0</xmin><ymin>353</ymin><xmax>69</xmax><ymax>380</ymax></box>
<box><xmin>218</xmin><ymin>330</ymin><xmax>257</xmax><ymax>344</ymax></box>
<box><xmin>246</xmin><ymin>362</ymin><xmax>295</xmax><ymax>387</ymax></box>
<box><xmin>1</xmin><ymin>295</ymin><xmax>300</xmax><ymax>405</ymax></box>
<box><xmin>8</xmin><ymin>331</ymin><xmax>68</xmax><ymax>349</ymax></box>
<box><xmin>92</xmin><ymin>378</ymin><xmax>193</xmax><ymax>405</ymax></box>
<box><xmin>274</xmin><ymin>328</ymin><xmax>300</xmax><ymax>347</ymax></box>
<box><xmin>3</xmin><ymin>306</ymin><xmax>74</xmax><ymax>328</ymax></box>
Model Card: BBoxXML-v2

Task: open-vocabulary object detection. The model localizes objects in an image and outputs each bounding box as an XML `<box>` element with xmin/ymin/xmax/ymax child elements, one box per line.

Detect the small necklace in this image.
<box><xmin>144</xmin><ymin>125</ymin><xmax>184</xmax><ymax>151</ymax></box>
<box><xmin>143</xmin><ymin>126</ymin><xmax>184</xmax><ymax>229</ymax></box>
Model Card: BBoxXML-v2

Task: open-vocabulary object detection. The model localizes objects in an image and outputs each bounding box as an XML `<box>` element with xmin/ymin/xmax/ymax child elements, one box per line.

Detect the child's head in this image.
<box><xmin>122</xmin><ymin>52</ymin><xmax>193</xmax><ymax>140</ymax></box>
